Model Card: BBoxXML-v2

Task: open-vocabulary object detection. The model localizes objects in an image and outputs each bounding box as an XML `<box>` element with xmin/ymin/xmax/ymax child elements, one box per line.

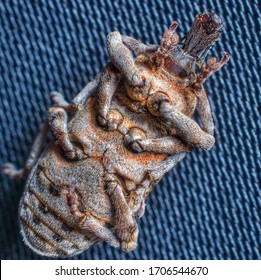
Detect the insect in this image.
<box><xmin>2</xmin><ymin>12</ymin><xmax>229</xmax><ymax>258</ymax></box>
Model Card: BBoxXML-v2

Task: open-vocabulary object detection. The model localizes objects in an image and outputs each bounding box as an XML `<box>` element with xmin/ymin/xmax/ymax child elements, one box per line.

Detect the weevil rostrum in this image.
<box><xmin>2</xmin><ymin>12</ymin><xmax>229</xmax><ymax>258</ymax></box>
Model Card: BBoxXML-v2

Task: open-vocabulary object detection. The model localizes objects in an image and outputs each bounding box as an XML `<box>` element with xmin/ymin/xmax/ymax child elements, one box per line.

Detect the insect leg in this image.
<box><xmin>158</xmin><ymin>101</ymin><xmax>215</xmax><ymax>151</ymax></box>
<box><xmin>128</xmin><ymin>136</ymin><xmax>192</xmax><ymax>154</ymax></box>
<box><xmin>49</xmin><ymin>91</ymin><xmax>71</xmax><ymax>110</ymax></box>
<box><xmin>128</xmin><ymin>186</ymin><xmax>146</xmax><ymax>219</ymax></box>
<box><xmin>48</xmin><ymin>107</ymin><xmax>86</xmax><ymax>160</ymax></box>
<box><xmin>2</xmin><ymin>89</ymin><xmax>89</xmax><ymax>178</ymax></box>
<box><xmin>66</xmin><ymin>184</ymin><xmax>120</xmax><ymax>248</ymax></box>
<box><xmin>127</xmin><ymin>102</ymin><xmax>215</xmax><ymax>154</ymax></box>
<box><xmin>71</xmin><ymin>72</ymin><xmax>102</xmax><ymax>108</ymax></box>
<box><xmin>105</xmin><ymin>174</ymin><xmax>138</xmax><ymax>253</ymax></box>
<box><xmin>1</xmin><ymin>121</ymin><xmax>49</xmax><ymax>179</ymax></box>
<box><xmin>192</xmin><ymin>53</ymin><xmax>229</xmax><ymax>136</ymax></box>
<box><xmin>121</xmin><ymin>35</ymin><xmax>158</xmax><ymax>56</ymax></box>
<box><xmin>97</xmin><ymin>63</ymin><xmax>123</xmax><ymax>131</ymax></box>
<box><xmin>133</xmin><ymin>153</ymin><xmax>187</xmax><ymax>203</ymax></box>
<box><xmin>149</xmin><ymin>152</ymin><xmax>186</xmax><ymax>181</ymax></box>
<box><xmin>107</xmin><ymin>31</ymin><xmax>147</xmax><ymax>87</ymax></box>
<box><xmin>197</xmin><ymin>88</ymin><xmax>214</xmax><ymax>136</ymax></box>
<box><xmin>128</xmin><ymin>153</ymin><xmax>187</xmax><ymax>217</ymax></box>
<box><xmin>123</xmin><ymin>126</ymin><xmax>191</xmax><ymax>154</ymax></box>
<box><xmin>80</xmin><ymin>215</ymin><xmax>120</xmax><ymax>248</ymax></box>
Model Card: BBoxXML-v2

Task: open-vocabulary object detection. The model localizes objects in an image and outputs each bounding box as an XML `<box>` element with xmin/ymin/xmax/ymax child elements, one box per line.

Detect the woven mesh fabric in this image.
<box><xmin>0</xmin><ymin>0</ymin><xmax>260</xmax><ymax>260</ymax></box>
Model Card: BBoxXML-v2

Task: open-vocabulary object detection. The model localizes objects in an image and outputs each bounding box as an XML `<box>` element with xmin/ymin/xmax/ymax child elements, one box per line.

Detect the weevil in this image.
<box><xmin>2</xmin><ymin>12</ymin><xmax>229</xmax><ymax>257</ymax></box>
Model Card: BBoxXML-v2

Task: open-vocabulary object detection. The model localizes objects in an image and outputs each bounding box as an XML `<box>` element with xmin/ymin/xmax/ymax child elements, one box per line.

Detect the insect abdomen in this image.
<box><xmin>19</xmin><ymin>163</ymin><xmax>98</xmax><ymax>258</ymax></box>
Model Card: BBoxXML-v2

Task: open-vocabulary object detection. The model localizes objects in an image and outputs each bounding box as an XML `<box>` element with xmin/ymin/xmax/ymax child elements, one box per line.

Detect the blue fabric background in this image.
<box><xmin>0</xmin><ymin>0</ymin><xmax>260</xmax><ymax>260</ymax></box>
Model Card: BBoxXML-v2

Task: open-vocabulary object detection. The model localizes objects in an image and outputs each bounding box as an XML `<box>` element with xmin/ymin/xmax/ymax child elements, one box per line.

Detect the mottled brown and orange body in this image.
<box><xmin>2</xmin><ymin>12</ymin><xmax>229</xmax><ymax>258</ymax></box>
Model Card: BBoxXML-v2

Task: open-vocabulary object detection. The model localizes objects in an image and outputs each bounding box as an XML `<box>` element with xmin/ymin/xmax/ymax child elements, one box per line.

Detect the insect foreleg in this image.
<box><xmin>159</xmin><ymin>101</ymin><xmax>215</xmax><ymax>151</ymax></box>
<box><xmin>196</xmin><ymin>89</ymin><xmax>214</xmax><ymax>136</ymax></box>
<box><xmin>126</xmin><ymin>91</ymin><xmax>215</xmax><ymax>152</ymax></box>
<box><xmin>107</xmin><ymin>31</ymin><xmax>148</xmax><ymax>87</ymax></box>
<box><xmin>121</xmin><ymin>35</ymin><xmax>158</xmax><ymax>56</ymax></box>
<box><xmin>192</xmin><ymin>53</ymin><xmax>229</xmax><ymax>136</ymax></box>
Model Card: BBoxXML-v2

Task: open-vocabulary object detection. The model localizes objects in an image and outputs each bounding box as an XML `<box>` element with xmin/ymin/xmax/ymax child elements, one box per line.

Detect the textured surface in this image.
<box><xmin>0</xmin><ymin>0</ymin><xmax>260</xmax><ymax>260</ymax></box>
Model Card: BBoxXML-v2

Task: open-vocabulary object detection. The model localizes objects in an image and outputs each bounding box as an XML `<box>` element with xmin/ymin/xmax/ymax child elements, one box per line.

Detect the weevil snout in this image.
<box><xmin>181</xmin><ymin>12</ymin><xmax>223</xmax><ymax>62</ymax></box>
<box><xmin>195</xmin><ymin>12</ymin><xmax>223</xmax><ymax>35</ymax></box>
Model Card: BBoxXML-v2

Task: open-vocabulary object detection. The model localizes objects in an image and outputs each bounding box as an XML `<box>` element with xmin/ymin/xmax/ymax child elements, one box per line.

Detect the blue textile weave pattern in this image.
<box><xmin>0</xmin><ymin>0</ymin><xmax>260</xmax><ymax>259</ymax></box>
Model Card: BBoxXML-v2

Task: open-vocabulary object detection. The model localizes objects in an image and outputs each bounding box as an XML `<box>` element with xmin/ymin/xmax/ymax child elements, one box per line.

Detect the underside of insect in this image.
<box><xmin>2</xmin><ymin>12</ymin><xmax>229</xmax><ymax>258</ymax></box>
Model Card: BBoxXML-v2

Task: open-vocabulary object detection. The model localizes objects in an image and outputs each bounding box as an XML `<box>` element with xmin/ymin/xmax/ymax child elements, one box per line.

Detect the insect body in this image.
<box><xmin>2</xmin><ymin>12</ymin><xmax>229</xmax><ymax>257</ymax></box>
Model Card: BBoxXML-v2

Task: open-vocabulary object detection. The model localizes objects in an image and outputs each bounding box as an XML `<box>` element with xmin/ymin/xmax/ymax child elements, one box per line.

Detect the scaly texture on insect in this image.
<box><xmin>2</xmin><ymin>12</ymin><xmax>229</xmax><ymax>258</ymax></box>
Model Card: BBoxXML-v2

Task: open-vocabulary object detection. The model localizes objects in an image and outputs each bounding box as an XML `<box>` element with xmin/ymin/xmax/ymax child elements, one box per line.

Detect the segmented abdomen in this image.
<box><xmin>19</xmin><ymin>163</ymin><xmax>98</xmax><ymax>258</ymax></box>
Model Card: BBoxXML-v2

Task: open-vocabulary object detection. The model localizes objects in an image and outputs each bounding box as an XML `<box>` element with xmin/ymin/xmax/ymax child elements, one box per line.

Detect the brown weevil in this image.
<box><xmin>2</xmin><ymin>12</ymin><xmax>229</xmax><ymax>258</ymax></box>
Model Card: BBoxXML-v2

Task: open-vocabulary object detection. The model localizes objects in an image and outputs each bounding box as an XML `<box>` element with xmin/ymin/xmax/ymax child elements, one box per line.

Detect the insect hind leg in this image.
<box><xmin>1</xmin><ymin>91</ymin><xmax>74</xmax><ymax>179</ymax></box>
<box><xmin>1</xmin><ymin>121</ymin><xmax>49</xmax><ymax>179</ymax></box>
<box><xmin>105</xmin><ymin>173</ymin><xmax>139</xmax><ymax>253</ymax></box>
<box><xmin>66</xmin><ymin>182</ymin><xmax>120</xmax><ymax>248</ymax></box>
